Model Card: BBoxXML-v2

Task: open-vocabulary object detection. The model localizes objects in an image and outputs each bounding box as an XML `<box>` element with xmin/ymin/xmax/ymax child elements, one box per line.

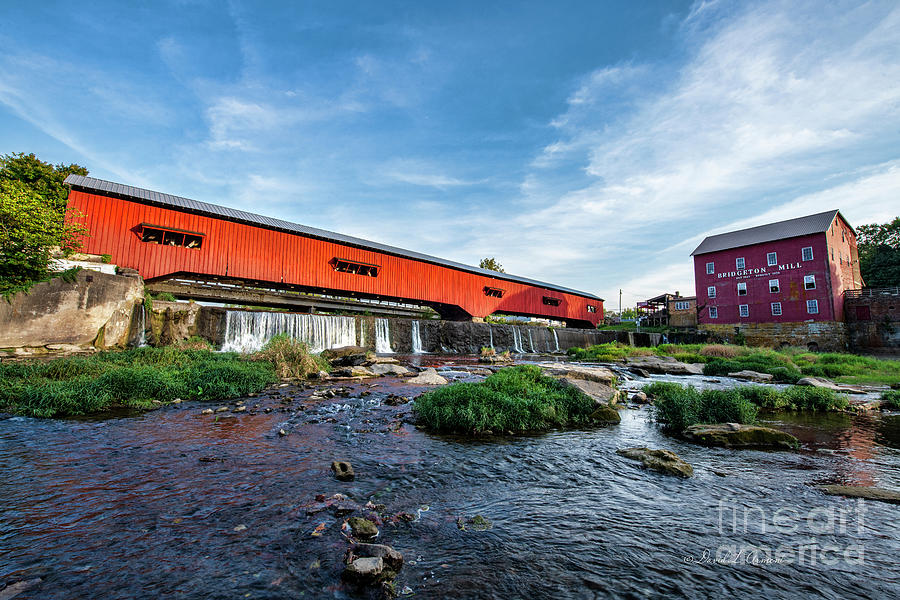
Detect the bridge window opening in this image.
<box><xmin>587</xmin><ymin>305</ymin><xmax>597</xmax><ymax>313</ymax></box>
<box><xmin>140</xmin><ymin>225</ymin><xmax>203</xmax><ymax>249</ymax></box>
<box><xmin>484</xmin><ymin>287</ymin><xmax>505</xmax><ymax>298</ymax></box>
<box><xmin>332</xmin><ymin>258</ymin><xmax>379</xmax><ymax>277</ymax></box>
<box><xmin>542</xmin><ymin>296</ymin><xmax>561</xmax><ymax>306</ymax></box>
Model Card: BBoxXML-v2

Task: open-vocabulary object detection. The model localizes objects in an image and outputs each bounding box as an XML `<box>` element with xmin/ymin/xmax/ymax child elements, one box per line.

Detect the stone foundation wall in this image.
<box><xmin>844</xmin><ymin>294</ymin><xmax>900</xmax><ymax>352</ymax></box>
<box><xmin>0</xmin><ymin>270</ymin><xmax>143</xmax><ymax>356</ymax></box>
<box><xmin>699</xmin><ymin>321</ymin><xmax>847</xmax><ymax>351</ymax></box>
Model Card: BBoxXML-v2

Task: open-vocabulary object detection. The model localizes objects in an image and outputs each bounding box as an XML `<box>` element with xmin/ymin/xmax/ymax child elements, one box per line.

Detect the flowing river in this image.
<box><xmin>1</xmin><ymin>357</ymin><xmax>899</xmax><ymax>599</ymax></box>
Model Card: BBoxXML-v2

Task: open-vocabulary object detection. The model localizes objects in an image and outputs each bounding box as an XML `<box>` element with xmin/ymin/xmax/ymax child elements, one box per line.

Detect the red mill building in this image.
<box><xmin>691</xmin><ymin>210</ymin><xmax>862</xmax><ymax>350</ymax></box>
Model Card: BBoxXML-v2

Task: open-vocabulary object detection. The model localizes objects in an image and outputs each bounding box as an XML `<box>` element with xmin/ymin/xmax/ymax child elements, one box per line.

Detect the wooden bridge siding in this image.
<box><xmin>68</xmin><ymin>190</ymin><xmax>602</xmax><ymax>324</ymax></box>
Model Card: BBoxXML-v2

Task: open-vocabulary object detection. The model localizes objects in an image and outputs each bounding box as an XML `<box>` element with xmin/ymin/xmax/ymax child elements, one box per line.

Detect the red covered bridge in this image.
<box><xmin>64</xmin><ymin>176</ymin><xmax>603</xmax><ymax>328</ymax></box>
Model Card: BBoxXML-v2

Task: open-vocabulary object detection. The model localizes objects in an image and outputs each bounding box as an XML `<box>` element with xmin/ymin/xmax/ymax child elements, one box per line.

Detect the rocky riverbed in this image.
<box><xmin>1</xmin><ymin>354</ymin><xmax>899</xmax><ymax>599</ymax></box>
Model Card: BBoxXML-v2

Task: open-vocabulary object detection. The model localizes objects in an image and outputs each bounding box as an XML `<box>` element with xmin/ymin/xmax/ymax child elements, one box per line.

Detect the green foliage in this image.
<box><xmin>882</xmin><ymin>390</ymin><xmax>900</xmax><ymax>410</ymax></box>
<box><xmin>647</xmin><ymin>383</ymin><xmax>757</xmax><ymax>431</ymax></box>
<box><xmin>0</xmin><ymin>153</ymin><xmax>90</xmax><ymax>295</ymax></box>
<box><xmin>250</xmin><ymin>333</ymin><xmax>329</xmax><ymax>379</ymax></box>
<box><xmin>478</xmin><ymin>257</ymin><xmax>505</xmax><ymax>272</ymax></box>
<box><xmin>0</xmin><ymin>347</ymin><xmax>278</xmax><ymax>418</ymax></box>
<box><xmin>703</xmin><ymin>349</ymin><xmax>802</xmax><ymax>382</ymax></box>
<box><xmin>101</xmin><ymin>253</ymin><xmax>112</xmax><ymax>264</ymax></box>
<box><xmin>567</xmin><ymin>342</ymin><xmax>653</xmax><ymax>362</ymax></box>
<box><xmin>413</xmin><ymin>365</ymin><xmax>598</xmax><ymax>434</ymax></box>
<box><xmin>857</xmin><ymin>217</ymin><xmax>900</xmax><ymax>287</ymax></box>
<box><xmin>777</xmin><ymin>386</ymin><xmax>850</xmax><ymax>411</ymax></box>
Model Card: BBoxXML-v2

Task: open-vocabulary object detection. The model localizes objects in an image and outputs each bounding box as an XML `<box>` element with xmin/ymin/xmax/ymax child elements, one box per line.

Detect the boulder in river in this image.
<box><xmin>616</xmin><ymin>447</ymin><xmax>693</xmax><ymax>477</ymax></box>
<box><xmin>331</xmin><ymin>461</ymin><xmax>355</xmax><ymax>481</ymax></box>
<box><xmin>796</xmin><ymin>377</ymin><xmax>867</xmax><ymax>394</ymax></box>
<box><xmin>727</xmin><ymin>370</ymin><xmax>774</xmax><ymax>382</ymax></box>
<box><xmin>559</xmin><ymin>377</ymin><xmax>618</xmax><ymax>406</ymax></box>
<box><xmin>623</xmin><ymin>356</ymin><xmax>704</xmax><ymax>376</ymax></box>
<box><xmin>352</xmin><ymin>543</ymin><xmax>404</xmax><ymax>570</ymax></box>
<box><xmin>590</xmin><ymin>403</ymin><xmax>621</xmax><ymax>424</ymax></box>
<box><xmin>331</xmin><ymin>365</ymin><xmax>375</xmax><ymax>378</ymax></box>
<box><xmin>631</xmin><ymin>391</ymin><xmax>650</xmax><ymax>405</ymax></box>
<box><xmin>682</xmin><ymin>423</ymin><xmax>799</xmax><ymax>449</ymax></box>
<box><xmin>347</xmin><ymin>517</ymin><xmax>379</xmax><ymax>540</ymax></box>
<box><xmin>406</xmin><ymin>368</ymin><xmax>447</xmax><ymax>385</ymax></box>
<box><xmin>818</xmin><ymin>485</ymin><xmax>900</xmax><ymax>504</ymax></box>
<box><xmin>323</xmin><ymin>346</ymin><xmax>374</xmax><ymax>367</ymax></box>
<box><xmin>343</xmin><ymin>556</ymin><xmax>384</xmax><ymax>583</ymax></box>
<box><xmin>369</xmin><ymin>363</ymin><xmax>411</xmax><ymax>377</ymax></box>
<box><xmin>537</xmin><ymin>363</ymin><xmax>617</xmax><ymax>385</ymax></box>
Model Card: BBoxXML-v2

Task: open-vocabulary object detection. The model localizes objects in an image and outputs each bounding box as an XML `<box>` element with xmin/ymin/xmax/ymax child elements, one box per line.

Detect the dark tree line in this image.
<box><xmin>857</xmin><ymin>217</ymin><xmax>900</xmax><ymax>288</ymax></box>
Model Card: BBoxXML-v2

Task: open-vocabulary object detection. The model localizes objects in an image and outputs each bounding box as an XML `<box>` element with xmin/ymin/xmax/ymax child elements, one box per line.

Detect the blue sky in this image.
<box><xmin>2</xmin><ymin>1</ymin><xmax>899</xmax><ymax>310</ymax></box>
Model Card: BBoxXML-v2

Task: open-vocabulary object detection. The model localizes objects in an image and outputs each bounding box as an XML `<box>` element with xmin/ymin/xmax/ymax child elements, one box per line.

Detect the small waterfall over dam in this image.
<box><xmin>221</xmin><ymin>311</ymin><xmax>357</xmax><ymax>353</ymax></box>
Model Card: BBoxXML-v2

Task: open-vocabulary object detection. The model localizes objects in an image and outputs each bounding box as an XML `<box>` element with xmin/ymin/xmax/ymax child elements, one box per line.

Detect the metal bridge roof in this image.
<box><xmin>691</xmin><ymin>210</ymin><xmax>845</xmax><ymax>256</ymax></box>
<box><xmin>65</xmin><ymin>174</ymin><xmax>602</xmax><ymax>301</ymax></box>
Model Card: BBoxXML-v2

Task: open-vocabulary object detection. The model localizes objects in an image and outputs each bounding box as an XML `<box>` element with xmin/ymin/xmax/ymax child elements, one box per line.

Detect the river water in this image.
<box><xmin>1</xmin><ymin>357</ymin><xmax>899</xmax><ymax>599</ymax></box>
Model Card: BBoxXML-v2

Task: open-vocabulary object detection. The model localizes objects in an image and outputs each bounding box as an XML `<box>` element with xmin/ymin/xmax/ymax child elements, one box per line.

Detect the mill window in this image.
<box><xmin>769</xmin><ymin>279</ymin><xmax>780</xmax><ymax>293</ymax></box>
<box><xmin>767</xmin><ymin>252</ymin><xmax>777</xmax><ymax>266</ymax></box>
<box><xmin>804</xmin><ymin>275</ymin><xmax>816</xmax><ymax>290</ymax></box>
<box><xmin>739</xmin><ymin>304</ymin><xmax>749</xmax><ymax>318</ymax></box>
<box><xmin>771</xmin><ymin>302</ymin><xmax>782</xmax><ymax>316</ymax></box>
<box><xmin>802</xmin><ymin>246</ymin><xmax>813</xmax><ymax>261</ymax></box>
<box><xmin>736</xmin><ymin>257</ymin><xmax>745</xmax><ymax>270</ymax></box>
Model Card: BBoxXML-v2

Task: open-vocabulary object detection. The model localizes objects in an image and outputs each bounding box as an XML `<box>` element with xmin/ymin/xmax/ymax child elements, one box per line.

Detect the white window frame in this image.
<box><xmin>739</xmin><ymin>304</ymin><xmax>749</xmax><ymax>318</ymax></box>
<box><xmin>708</xmin><ymin>306</ymin><xmax>718</xmax><ymax>319</ymax></box>
<box><xmin>736</xmin><ymin>257</ymin><xmax>745</xmax><ymax>270</ymax></box>
<box><xmin>767</xmin><ymin>252</ymin><xmax>777</xmax><ymax>266</ymax></box>
<box><xmin>674</xmin><ymin>301</ymin><xmax>690</xmax><ymax>311</ymax></box>
<box><xmin>737</xmin><ymin>282</ymin><xmax>747</xmax><ymax>296</ymax></box>
<box><xmin>707</xmin><ymin>286</ymin><xmax>716</xmax><ymax>298</ymax></box>
<box><xmin>807</xmin><ymin>299</ymin><xmax>819</xmax><ymax>314</ymax></box>
<box><xmin>771</xmin><ymin>302</ymin><xmax>782</xmax><ymax>316</ymax></box>
<box><xmin>802</xmin><ymin>246</ymin><xmax>813</xmax><ymax>261</ymax></box>
<box><xmin>804</xmin><ymin>275</ymin><xmax>816</xmax><ymax>290</ymax></box>
<box><xmin>769</xmin><ymin>279</ymin><xmax>780</xmax><ymax>293</ymax></box>
<box><xmin>706</xmin><ymin>262</ymin><xmax>714</xmax><ymax>275</ymax></box>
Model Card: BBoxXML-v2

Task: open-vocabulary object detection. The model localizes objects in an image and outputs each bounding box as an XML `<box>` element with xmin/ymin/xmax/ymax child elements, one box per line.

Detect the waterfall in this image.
<box><xmin>137</xmin><ymin>305</ymin><xmax>148</xmax><ymax>347</ymax></box>
<box><xmin>511</xmin><ymin>327</ymin><xmax>525</xmax><ymax>353</ymax></box>
<box><xmin>221</xmin><ymin>311</ymin><xmax>356</xmax><ymax>353</ymax></box>
<box><xmin>552</xmin><ymin>329</ymin><xmax>560</xmax><ymax>353</ymax></box>
<box><xmin>359</xmin><ymin>323</ymin><xmax>365</xmax><ymax>348</ymax></box>
<box><xmin>488</xmin><ymin>325</ymin><xmax>494</xmax><ymax>350</ymax></box>
<box><xmin>375</xmin><ymin>318</ymin><xmax>394</xmax><ymax>353</ymax></box>
<box><xmin>527</xmin><ymin>329</ymin><xmax>536</xmax><ymax>353</ymax></box>
<box><xmin>411</xmin><ymin>320</ymin><xmax>425</xmax><ymax>354</ymax></box>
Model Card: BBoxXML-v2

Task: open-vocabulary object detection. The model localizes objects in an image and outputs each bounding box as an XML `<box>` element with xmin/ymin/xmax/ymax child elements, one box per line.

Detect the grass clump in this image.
<box><xmin>250</xmin><ymin>333</ymin><xmax>329</xmax><ymax>379</ymax></box>
<box><xmin>646</xmin><ymin>383</ymin><xmax>758</xmax><ymax>431</ymax></box>
<box><xmin>882</xmin><ymin>390</ymin><xmax>900</xmax><ymax>410</ymax></box>
<box><xmin>703</xmin><ymin>349</ymin><xmax>802</xmax><ymax>383</ymax></box>
<box><xmin>568</xmin><ymin>342</ymin><xmax>652</xmax><ymax>362</ymax></box>
<box><xmin>414</xmin><ymin>365</ymin><xmax>599</xmax><ymax>434</ymax></box>
<box><xmin>0</xmin><ymin>347</ymin><xmax>278</xmax><ymax>418</ymax></box>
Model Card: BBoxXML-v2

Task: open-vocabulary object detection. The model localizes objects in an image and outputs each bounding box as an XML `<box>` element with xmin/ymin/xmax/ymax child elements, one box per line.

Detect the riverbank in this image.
<box><xmin>1</xmin><ymin>361</ymin><xmax>898</xmax><ymax>599</ymax></box>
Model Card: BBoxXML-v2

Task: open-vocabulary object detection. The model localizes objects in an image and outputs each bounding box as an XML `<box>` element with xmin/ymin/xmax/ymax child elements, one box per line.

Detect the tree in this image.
<box><xmin>857</xmin><ymin>217</ymin><xmax>900</xmax><ymax>288</ymax></box>
<box><xmin>479</xmin><ymin>257</ymin><xmax>505</xmax><ymax>272</ymax></box>
<box><xmin>0</xmin><ymin>153</ymin><xmax>89</xmax><ymax>294</ymax></box>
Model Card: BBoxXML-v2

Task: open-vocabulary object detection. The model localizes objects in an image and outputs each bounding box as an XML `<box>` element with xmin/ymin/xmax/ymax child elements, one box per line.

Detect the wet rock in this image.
<box><xmin>332</xmin><ymin>366</ymin><xmax>375</xmax><ymax>378</ymax></box>
<box><xmin>278</xmin><ymin>429</ymin><xmax>288</xmax><ymax>436</ymax></box>
<box><xmin>369</xmin><ymin>356</ymin><xmax>401</xmax><ymax>365</ymax></box>
<box><xmin>343</xmin><ymin>556</ymin><xmax>384</xmax><ymax>582</ymax></box>
<box><xmin>538</xmin><ymin>363</ymin><xmax>617</xmax><ymax>385</ymax></box>
<box><xmin>479</xmin><ymin>354</ymin><xmax>514</xmax><ymax>364</ymax></box>
<box><xmin>323</xmin><ymin>346</ymin><xmax>374</xmax><ymax>367</ymax></box>
<box><xmin>457</xmin><ymin>515</ymin><xmax>492</xmax><ymax>531</ymax></box>
<box><xmin>469</xmin><ymin>368</ymin><xmax>493</xmax><ymax>376</ymax></box>
<box><xmin>818</xmin><ymin>485</ymin><xmax>900</xmax><ymax>504</ymax></box>
<box><xmin>332</xmin><ymin>461</ymin><xmax>355</xmax><ymax>481</ymax></box>
<box><xmin>727</xmin><ymin>370</ymin><xmax>774</xmax><ymax>382</ymax></box>
<box><xmin>214</xmin><ymin>406</ymin><xmax>229</xmax><ymax>413</ymax></box>
<box><xmin>0</xmin><ymin>578</ymin><xmax>42</xmax><ymax>600</ymax></box>
<box><xmin>383</xmin><ymin>394</ymin><xmax>410</xmax><ymax>406</ymax></box>
<box><xmin>200</xmin><ymin>408</ymin><xmax>214</xmax><ymax>415</ymax></box>
<box><xmin>631</xmin><ymin>391</ymin><xmax>650</xmax><ymax>404</ymax></box>
<box><xmin>796</xmin><ymin>377</ymin><xmax>866</xmax><ymax>394</ymax></box>
<box><xmin>233</xmin><ymin>523</ymin><xmax>247</xmax><ymax>532</ymax></box>
<box><xmin>624</xmin><ymin>356</ymin><xmax>704</xmax><ymax>376</ymax></box>
<box><xmin>232</xmin><ymin>405</ymin><xmax>246</xmax><ymax>413</ymax></box>
<box><xmin>682</xmin><ymin>423</ymin><xmax>799</xmax><ymax>449</ymax></box>
<box><xmin>629</xmin><ymin>367</ymin><xmax>651</xmax><ymax>378</ymax></box>
<box><xmin>370</xmin><ymin>363</ymin><xmax>412</xmax><ymax>377</ymax></box>
<box><xmin>348</xmin><ymin>517</ymin><xmax>379</xmax><ymax>539</ymax></box>
<box><xmin>395</xmin><ymin>512</ymin><xmax>415</xmax><ymax>522</ymax></box>
<box><xmin>353</xmin><ymin>543</ymin><xmax>404</xmax><ymax>570</ymax></box>
<box><xmin>559</xmin><ymin>377</ymin><xmax>618</xmax><ymax>405</ymax></box>
<box><xmin>616</xmin><ymin>447</ymin><xmax>693</xmax><ymax>477</ymax></box>
<box><xmin>332</xmin><ymin>501</ymin><xmax>360</xmax><ymax>517</ymax></box>
<box><xmin>590</xmin><ymin>403</ymin><xmax>621</xmax><ymax>424</ymax></box>
<box><xmin>406</xmin><ymin>368</ymin><xmax>447</xmax><ymax>385</ymax></box>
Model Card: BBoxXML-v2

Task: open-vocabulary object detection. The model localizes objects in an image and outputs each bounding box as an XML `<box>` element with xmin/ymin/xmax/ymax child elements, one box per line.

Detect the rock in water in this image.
<box><xmin>406</xmin><ymin>368</ymin><xmax>447</xmax><ymax>385</ymax></box>
<box><xmin>348</xmin><ymin>517</ymin><xmax>379</xmax><ymax>539</ymax></box>
<box><xmin>623</xmin><ymin>356</ymin><xmax>704</xmax><ymax>375</ymax></box>
<box><xmin>369</xmin><ymin>363</ymin><xmax>411</xmax><ymax>377</ymax></box>
<box><xmin>818</xmin><ymin>485</ymin><xmax>900</xmax><ymax>504</ymax></box>
<box><xmin>343</xmin><ymin>556</ymin><xmax>384</xmax><ymax>582</ymax></box>
<box><xmin>590</xmin><ymin>404</ymin><xmax>621</xmax><ymax>424</ymax></box>
<box><xmin>322</xmin><ymin>346</ymin><xmax>373</xmax><ymax>366</ymax></box>
<box><xmin>559</xmin><ymin>377</ymin><xmax>618</xmax><ymax>405</ymax></box>
<box><xmin>332</xmin><ymin>461</ymin><xmax>355</xmax><ymax>481</ymax></box>
<box><xmin>616</xmin><ymin>447</ymin><xmax>693</xmax><ymax>477</ymax></box>
<box><xmin>682</xmin><ymin>423</ymin><xmax>799</xmax><ymax>449</ymax></box>
<box><xmin>631</xmin><ymin>391</ymin><xmax>650</xmax><ymax>404</ymax></box>
<box><xmin>727</xmin><ymin>370</ymin><xmax>774</xmax><ymax>382</ymax></box>
<box><xmin>353</xmin><ymin>543</ymin><xmax>404</xmax><ymax>570</ymax></box>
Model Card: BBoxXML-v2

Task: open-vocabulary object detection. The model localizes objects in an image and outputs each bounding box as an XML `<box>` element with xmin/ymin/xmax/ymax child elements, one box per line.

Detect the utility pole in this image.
<box><xmin>619</xmin><ymin>289</ymin><xmax>622</xmax><ymax>315</ymax></box>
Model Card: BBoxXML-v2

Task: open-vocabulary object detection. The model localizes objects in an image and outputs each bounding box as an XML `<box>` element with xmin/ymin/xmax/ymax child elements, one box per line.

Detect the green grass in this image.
<box><xmin>568</xmin><ymin>342</ymin><xmax>900</xmax><ymax>386</ymax></box>
<box><xmin>414</xmin><ymin>365</ymin><xmax>599</xmax><ymax>434</ymax></box>
<box><xmin>0</xmin><ymin>346</ymin><xmax>279</xmax><ymax>418</ymax></box>
<box><xmin>644</xmin><ymin>382</ymin><xmax>849</xmax><ymax>431</ymax></box>
<box><xmin>882</xmin><ymin>390</ymin><xmax>900</xmax><ymax>410</ymax></box>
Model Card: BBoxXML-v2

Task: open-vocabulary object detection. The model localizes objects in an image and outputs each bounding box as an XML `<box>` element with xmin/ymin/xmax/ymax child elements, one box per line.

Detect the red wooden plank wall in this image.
<box><xmin>68</xmin><ymin>190</ymin><xmax>603</xmax><ymax>326</ymax></box>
